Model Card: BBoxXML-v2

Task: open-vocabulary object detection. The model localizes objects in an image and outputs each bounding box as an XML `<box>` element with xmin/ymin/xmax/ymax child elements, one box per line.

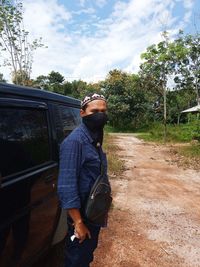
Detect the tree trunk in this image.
<box><xmin>177</xmin><ymin>113</ymin><xmax>180</xmax><ymax>125</ymax></box>
<box><xmin>163</xmin><ymin>82</ymin><xmax>167</xmax><ymax>144</ymax></box>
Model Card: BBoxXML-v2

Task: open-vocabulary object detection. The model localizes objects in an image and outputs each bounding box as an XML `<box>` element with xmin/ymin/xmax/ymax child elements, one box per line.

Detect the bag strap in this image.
<box><xmin>96</xmin><ymin>142</ymin><xmax>105</xmax><ymax>176</ymax></box>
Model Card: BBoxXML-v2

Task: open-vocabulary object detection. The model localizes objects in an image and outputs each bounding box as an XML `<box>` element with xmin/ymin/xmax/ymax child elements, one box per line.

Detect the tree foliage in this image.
<box><xmin>174</xmin><ymin>33</ymin><xmax>200</xmax><ymax>104</ymax></box>
<box><xmin>139</xmin><ymin>31</ymin><xmax>200</xmax><ymax>131</ymax></box>
<box><xmin>32</xmin><ymin>71</ymin><xmax>101</xmax><ymax>99</ymax></box>
<box><xmin>0</xmin><ymin>72</ymin><xmax>6</xmax><ymax>82</ymax></box>
<box><xmin>101</xmin><ymin>69</ymin><xmax>149</xmax><ymax>129</ymax></box>
<box><xmin>0</xmin><ymin>0</ymin><xmax>45</xmax><ymax>85</ymax></box>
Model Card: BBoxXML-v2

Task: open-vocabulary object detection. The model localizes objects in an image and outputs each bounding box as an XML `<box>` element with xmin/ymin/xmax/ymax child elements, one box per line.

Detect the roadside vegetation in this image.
<box><xmin>138</xmin><ymin>122</ymin><xmax>200</xmax><ymax>169</ymax></box>
<box><xmin>170</xmin><ymin>143</ymin><xmax>200</xmax><ymax>171</ymax></box>
<box><xmin>136</xmin><ymin>120</ymin><xmax>200</xmax><ymax>143</ymax></box>
<box><xmin>103</xmin><ymin>133</ymin><xmax>125</xmax><ymax>177</ymax></box>
<box><xmin>179</xmin><ymin>143</ymin><xmax>200</xmax><ymax>157</ymax></box>
<box><xmin>138</xmin><ymin>120</ymin><xmax>199</xmax><ymax>158</ymax></box>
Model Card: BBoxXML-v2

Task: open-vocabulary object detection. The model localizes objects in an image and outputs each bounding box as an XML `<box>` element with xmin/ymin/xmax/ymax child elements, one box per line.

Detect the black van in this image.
<box><xmin>0</xmin><ymin>83</ymin><xmax>81</xmax><ymax>267</ymax></box>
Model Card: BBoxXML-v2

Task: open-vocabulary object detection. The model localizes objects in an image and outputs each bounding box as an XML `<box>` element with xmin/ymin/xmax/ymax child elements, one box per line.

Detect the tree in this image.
<box><xmin>47</xmin><ymin>71</ymin><xmax>65</xmax><ymax>94</ymax></box>
<box><xmin>33</xmin><ymin>75</ymin><xmax>49</xmax><ymax>90</ymax></box>
<box><xmin>63</xmin><ymin>81</ymin><xmax>72</xmax><ymax>96</ymax></box>
<box><xmin>167</xmin><ymin>89</ymin><xmax>196</xmax><ymax>124</ymax></box>
<box><xmin>70</xmin><ymin>80</ymin><xmax>88</xmax><ymax>99</ymax></box>
<box><xmin>163</xmin><ymin>31</ymin><xmax>200</xmax><ymax>105</ymax></box>
<box><xmin>102</xmin><ymin>69</ymin><xmax>148</xmax><ymax>129</ymax></box>
<box><xmin>140</xmin><ymin>32</ymin><xmax>175</xmax><ymax>142</ymax></box>
<box><xmin>0</xmin><ymin>72</ymin><xmax>6</xmax><ymax>82</ymax></box>
<box><xmin>178</xmin><ymin>34</ymin><xmax>200</xmax><ymax>105</ymax></box>
<box><xmin>0</xmin><ymin>0</ymin><xmax>45</xmax><ymax>85</ymax></box>
<box><xmin>139</xmin><ymin>30</ymin><xmax>200</xmax><ymax>131</ymax></box>
<box><xmin>33</xmin><ymin>71</ymin><xmax>65</xmax><ymax>93</ymax></box>
<box><xmin>12</xmin><ymin>69</ymin><xmax>29</xmax><ymax>85</ymax></box>
<box><xmin>48</xmin><ymin>71</ymin><xmax>64</xmax><ymax>84</ymax></box>
<box><xmin>102</xmin><ymin>69</ymin><xmax>130</xmax><ymax>128</ymax></box>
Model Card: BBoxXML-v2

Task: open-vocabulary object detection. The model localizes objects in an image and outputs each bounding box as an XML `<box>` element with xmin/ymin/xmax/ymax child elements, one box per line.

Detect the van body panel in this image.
<box><xmin>0</xmin><ymin>166</ymin><xmax>58</xmax><ymax>267</ymax></box>
<box><xmin>0</xmin><ymin>83</ymin><xmax>81</xmax><ymax>266</ymax></box>
<box><xmin>0</xmin><ymin>98</ymin><xmax>47</xmax><ymax>109</ymax></box>
<box><xmin>0</xmin><ymin>82</ymin><xmax>80</xmax><ymax>107</ymax></box>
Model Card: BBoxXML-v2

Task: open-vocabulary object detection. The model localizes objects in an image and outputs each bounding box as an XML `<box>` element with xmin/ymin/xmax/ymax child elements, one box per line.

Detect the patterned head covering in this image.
<box><xmin>81</xmin><ymin>93</ymin><xmax>106</xmax><ymax>109</ymax></box>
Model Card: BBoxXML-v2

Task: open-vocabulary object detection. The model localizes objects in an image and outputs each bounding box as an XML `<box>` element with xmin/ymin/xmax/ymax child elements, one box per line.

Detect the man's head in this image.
<box><xmin>80</xmin><ymin>93</ymin><xmax>107</xmax><ymax>117</ymax></box>
<box><xmin>80</xmin><ymin>93</ymin><xmax>108</xmax><ymax>133</ymax></box>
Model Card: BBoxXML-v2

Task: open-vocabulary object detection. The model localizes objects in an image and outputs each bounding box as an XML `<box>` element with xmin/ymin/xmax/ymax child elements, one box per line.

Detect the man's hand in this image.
<box><xmin>67</xmin><ymin>208</ymin><xmax>91</xmax><ymax>243</ymax></box>
<box><xmin>74</xmin><ymin>220</ymin><xmax>91</xmax><ymax>243</ymax></box>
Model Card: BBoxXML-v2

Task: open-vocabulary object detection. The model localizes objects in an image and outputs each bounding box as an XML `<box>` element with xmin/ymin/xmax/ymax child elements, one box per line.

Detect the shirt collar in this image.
<box><xmin>80</xmin><ymin>123</ymin><xmax>94</xmax><ymax>144</ymax></box>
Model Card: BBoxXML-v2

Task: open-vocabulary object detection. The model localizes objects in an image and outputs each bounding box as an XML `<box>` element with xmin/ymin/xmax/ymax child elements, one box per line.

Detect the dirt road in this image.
<box><xmin>91</xmin><ymin>134</ymin><xmax>200</xmax><ymax>267</ymax></box>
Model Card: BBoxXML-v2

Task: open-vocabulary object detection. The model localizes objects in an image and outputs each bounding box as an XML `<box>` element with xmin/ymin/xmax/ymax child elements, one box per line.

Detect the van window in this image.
<box><xmin>0</xmin><ymin>107</ymin><xmax>50</xmax><ymax>178</ymax></box>
<box><xmin>52</xmin><ymin>105</ymin><xmax>81</xmax><ymax>143</ymax></box>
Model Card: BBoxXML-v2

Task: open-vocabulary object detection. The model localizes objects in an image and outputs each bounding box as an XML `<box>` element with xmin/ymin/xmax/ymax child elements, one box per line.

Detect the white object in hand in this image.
<box><xmin>70</xmin><ymin>234</ymin><xmax>76</xmax><ymax>241</ymax></box>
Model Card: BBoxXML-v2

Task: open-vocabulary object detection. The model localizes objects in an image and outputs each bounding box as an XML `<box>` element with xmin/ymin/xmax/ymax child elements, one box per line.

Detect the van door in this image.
<box><xmin>50</xmin><ymin>103</ymin><xmax>81</xmax><ymax>147</ymax></box>
<box><xmin>0</xmin><ymin>99</ymin><xmax>59</xmax><ymax>267</ymax></box>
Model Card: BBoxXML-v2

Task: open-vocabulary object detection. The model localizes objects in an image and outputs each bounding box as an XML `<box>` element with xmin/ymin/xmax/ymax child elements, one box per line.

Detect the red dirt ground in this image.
<box><xmin>91</xmin><ymin>134</ymin><xmax>200</xmax><ymax>267</ymax></box>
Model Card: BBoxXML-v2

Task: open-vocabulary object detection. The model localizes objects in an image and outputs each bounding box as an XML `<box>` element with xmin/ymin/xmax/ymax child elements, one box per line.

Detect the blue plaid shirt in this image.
<box><xmin>57</xmin><ymin>123</ymin><xmax>107</xmax><ymax>211</ymax></box>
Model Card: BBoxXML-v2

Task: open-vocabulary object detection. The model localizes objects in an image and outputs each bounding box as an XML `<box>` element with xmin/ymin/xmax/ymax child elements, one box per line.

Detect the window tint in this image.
<box><xmin>52</xmin><ymin>105</ymin><xmax>81</xmax><ymax>144</ymax></box>
<box><xmin>0</xmin><ymin>107</ymin><xmax>50</xmax><ymax>178</ymax></box>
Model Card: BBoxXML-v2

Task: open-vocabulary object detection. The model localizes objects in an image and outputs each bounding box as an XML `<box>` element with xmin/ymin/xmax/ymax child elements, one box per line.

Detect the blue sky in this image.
<box><xmin>1</xmin><ymin>0</ymin><xmax>200</xmax><ymax>82</ymax></box>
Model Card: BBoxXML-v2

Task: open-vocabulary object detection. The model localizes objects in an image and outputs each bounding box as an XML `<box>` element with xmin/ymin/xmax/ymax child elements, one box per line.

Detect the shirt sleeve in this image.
<box><xmin>57</xmin><ymin>139</ymin><xmax>82</xmax><ymax>209</ymax></box>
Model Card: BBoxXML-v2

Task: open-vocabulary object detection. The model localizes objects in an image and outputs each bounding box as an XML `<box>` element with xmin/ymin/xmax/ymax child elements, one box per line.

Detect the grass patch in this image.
<box><xmin>170</xmin><ymin>142</ymin><xmax>200</xmax><ymax>170</ymax></box>
<box><xmin>105</xmin><ymin>125</ymin><xmax>136</xmax><ymax>133</ymax></box>
<box><xmin>179</xmin><ymin>143</ymin><xmax>200</xmax><ymax>158</ymax></box>
<box><xmin>137</xmin><ymin>122</ymin><xmax>200</xmax><ymax>162</ymax></box>
<box><xmin>103</xmin><ymin>133</ymin><xmax>125</xmax><ymax>177</ymax></box>
<box><xmin>136</xmin><ymin>122</ymin><xmax>200</xmax><ymax>143</ymax></box>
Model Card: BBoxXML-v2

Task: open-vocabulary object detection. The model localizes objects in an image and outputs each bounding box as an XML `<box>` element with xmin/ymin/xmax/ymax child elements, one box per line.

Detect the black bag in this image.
<box><xmin>84</xmin><ymin>146</ymin><xmax>112</xmax><ymax>225</ymax></box>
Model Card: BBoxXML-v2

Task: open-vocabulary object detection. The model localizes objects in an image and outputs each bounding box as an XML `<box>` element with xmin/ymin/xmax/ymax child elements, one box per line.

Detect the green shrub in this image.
<box><xmin>135</xmin><ymin>121</ymin><xmax>200</xmax><ymax>143</ymax></box>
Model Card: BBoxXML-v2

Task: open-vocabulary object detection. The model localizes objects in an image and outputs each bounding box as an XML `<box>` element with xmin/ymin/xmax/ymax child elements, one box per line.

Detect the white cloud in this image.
<box><xmin>73</xmin><ymin>7</ymin><xmax>96</xmax><ymax>15</ymax></box>
<box><xmin>183</xmin><ymin>0</ymin><xmax>194</xmax><ymax>9</ymax></box>
<box><xmin>182</xmin><ymin>0</ymin><xmax>194</xmax><ymax>25</ymax></box>
<box><xmin>79</xmin><ymin>0</ymin><xmax>108</xmax><ymax>8</ymax></box>
<box><xmin>79</xmin><ymin>0</ymin><xmax>86</xmax><ymax>7</ymax></box>
<box><xmin>23</xmin><ymin>0</ymin><xmax>76</xmax><ymax>73</ymax></box>
<box><xmin>23</xmin><ymin>0</ymin><xmax>71</xmax><ymax>37</ymax></box>
<box><xmin>0</xmin><ymin>0</ymin><xmax>195</xmax><ymax>83</ymax></box>
<box><xmin>95</xmin><ymin>0</ymin><xmax>108</xmax><ymax>8</ymax></box>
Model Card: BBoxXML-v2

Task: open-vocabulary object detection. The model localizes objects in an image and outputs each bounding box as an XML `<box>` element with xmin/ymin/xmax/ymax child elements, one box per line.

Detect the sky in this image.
<box><xmin>1</xmin><ymin>0</ymin><xmax>200</xmax><ymax>83</ymax></box>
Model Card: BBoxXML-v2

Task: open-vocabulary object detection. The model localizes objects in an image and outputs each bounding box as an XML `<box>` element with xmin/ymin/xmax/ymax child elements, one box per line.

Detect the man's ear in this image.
<box><xmin>80</xmin><ymin>109</ymin><xmax>85</xmax><ymax>117</ymax></box>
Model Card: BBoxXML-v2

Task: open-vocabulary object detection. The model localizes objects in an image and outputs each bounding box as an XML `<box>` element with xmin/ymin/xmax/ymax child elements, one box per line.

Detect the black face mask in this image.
<box><xmin>82</xmin><ymin>112</ymin><xmax>108</xmax><ymax>132</ymax></box>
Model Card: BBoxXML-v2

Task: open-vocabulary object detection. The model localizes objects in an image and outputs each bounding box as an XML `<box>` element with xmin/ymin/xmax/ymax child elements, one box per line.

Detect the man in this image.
<box><xmin>57</xmin><ymin>93</ymin><xmax>109</xmax><ymax>267</ymax></box>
